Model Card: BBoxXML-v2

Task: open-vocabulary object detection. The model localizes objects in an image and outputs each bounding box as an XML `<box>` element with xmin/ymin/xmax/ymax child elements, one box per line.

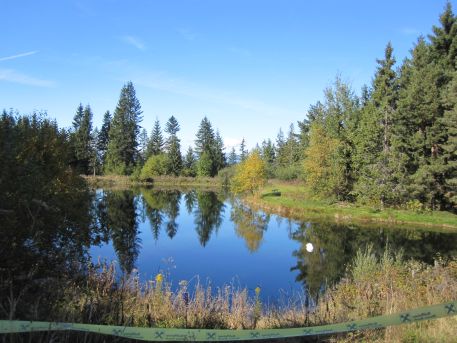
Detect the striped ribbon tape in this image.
<box><xmin>1</xmin><ymin>301</ymin><xmax>456</xmax><ymax>341</ymax></box>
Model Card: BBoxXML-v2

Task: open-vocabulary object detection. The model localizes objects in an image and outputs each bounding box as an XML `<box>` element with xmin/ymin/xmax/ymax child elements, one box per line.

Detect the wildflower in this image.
<box><xmin>155</xmin><ymin>273</ymin><xmax>163</xmax><ymax>283</ymax></box>
<box><xmin>255</xmin><ymin>286</ymin><xmax>261</xmax><ymax>296</ymax></box>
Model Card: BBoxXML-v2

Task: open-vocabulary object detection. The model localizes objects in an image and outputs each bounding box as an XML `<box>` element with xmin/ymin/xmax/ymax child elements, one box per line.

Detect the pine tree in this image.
<box><xmin>71</xmin><ymin>103</ymin><xmax>93</xmax><ymax>174</ymax></box>
<box><xmin>195</xmin><ymin>117</ymin><xmax>215</xmax><ymax>157</ymax></box>
<box><xmin>214</xmin><ymin>131</ymin><xmax>226</xmax><ymax>171</ymax></box>
<box><xmin>260</xmin><ymin>139</ymin><xmax>275</xmax><ymax>164</ymax></box>
<box><xmin>194</xmin><ymin>117</ymin><xmax>222</xmax><ymax>176</ymax></box>
<box><xmin>146</xmin><ymin>119</ymin><xmax>164</xmax><ymax>159</ymax></box>
<box><xmin>394</xmin><ymin>38</ymin><xmax>448</xmax><ymax>209</ymax></box>
<box><xmin>429</xmin><ymin>2</ymin><xmax>457</xmax><ymax>68</ymax></box>
<box><xmin>239</xmin><ymin>138</ymin><xmax>247</xmax><ymax>162</ymax></box>
<box><xmin>164</xmin><ymin>115</ymin><xmax>182</xmax><ymax>175</ymax></box>
<box><xmin>354</xmin><ymin>43</ymin><xmax>402</xmax><ymax>206</ymax></box>
<box><xmin>228</xmin><ymin>147</ymin><xmax>238</xmax><ymax>166</ymax></box>
<box><xmin>442</xmin><ymin>72</ymin><xmax>457</xmax><ymax>208</ymax></box>
<box><xmin>97</xmin><ymin>111</ymin><xmax>111</xmax><ymax>166</ymax></box>
<box><xmin>104</xmin><ymin>82</ymin><xmax>143</xmax><ymax>175</ymax></box>
<box><xmin>183</xmin><ymin>146</ymin><xmax>197</xmax><ymax>176</ymax></box>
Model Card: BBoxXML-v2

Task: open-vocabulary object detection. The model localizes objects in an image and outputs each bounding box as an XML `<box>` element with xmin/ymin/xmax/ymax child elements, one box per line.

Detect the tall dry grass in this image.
<box><xmin>2</xmin><ymin>248</ymin><xmax>457</xmax><ymax>342</ymax></box>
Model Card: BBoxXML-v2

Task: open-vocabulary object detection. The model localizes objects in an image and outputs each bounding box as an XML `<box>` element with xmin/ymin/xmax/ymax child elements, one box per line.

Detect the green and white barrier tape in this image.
<box><xmin>1</xmin><ymin>301</ymin><xmax>456</xmax><ymax>341</ymax></box>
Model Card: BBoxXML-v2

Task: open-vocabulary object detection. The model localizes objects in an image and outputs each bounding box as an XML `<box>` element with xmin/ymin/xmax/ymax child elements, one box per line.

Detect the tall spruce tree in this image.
<box><xmin>164</xmin><ymin>116</ymin><xmax>182</xmax><ymax>175</ymax></box>
<box><xmin>442</xmin><ymin>72</ymin><xmax>457</xmax><ymax>209</ymax></box>
<box><xmin>195</xmin><ymin>117</ymin><xmax>220</xmax><ymax>176</ymax></box>
<box><xmin>214</xmin><ymin>131</ymin><xmax>226</xmax><ymax>171</ymax></box>
<box><xmin>97</xmin><ymin>111</ymin><xmax>111</xmax><ymax>167</ymax></box>
<box><xmin>71</xmin><ymin>103</ymin><xmax>93</xmax><ymax>174</ymax></box>
<box><xmin>239</xmin><ymin>138</ymin><xmax>247</xmax><ymax>162</ymax></box>
<box><xmin>261</xmin><ymin>139</ymin><xmax>275</xmax><ymax>164</ymax></box>
<box><xmin>146</xmin><ymin>118</ymin><xmax>164</xmax><ymax>159</ymax></box>
<box><xmin>394</xmin><ymin>38</ymin><xmax>448</xmax><ymax>209</ymax></box>
<box><xmin>183</xmin><ymin>146</ymin><xmax>197</xmax><ymax>176</ymax></box>
<box><xmin>354</xmin><ymin>43</ymin><xmax>403</xmax><ymax>206</ymax></box>
<box><xmin>105</xmin><ymin>82</ymin><xmax>143</xmax><ymax>175</ymax></box>
<box><xmin>228</xmin><ymin>147</ymin><xmax>238</xmax><ymax>166</ymax></box>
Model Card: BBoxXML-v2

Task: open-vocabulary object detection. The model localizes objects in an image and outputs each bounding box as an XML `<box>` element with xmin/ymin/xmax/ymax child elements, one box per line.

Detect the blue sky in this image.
<box><xmin>1</xmin><ymin>0</ymin><xmax>454</xmax><ymax>150</ymax></box>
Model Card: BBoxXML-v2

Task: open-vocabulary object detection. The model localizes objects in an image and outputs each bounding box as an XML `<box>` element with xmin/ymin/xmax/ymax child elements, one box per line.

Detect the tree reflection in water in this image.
<box><xmin>290</xmin><ymin>222</ymin><xmax>457</xmax><ymax>299</ymax></box>
<box><xmin>193</xmin><ymin>191</ymin><xmax>225</xmax><ymax>246</ymax></box>
<box><xmin>230</xmin><ymin>199</ymin><xmax>270</xmax><ymax>252</ymax></box>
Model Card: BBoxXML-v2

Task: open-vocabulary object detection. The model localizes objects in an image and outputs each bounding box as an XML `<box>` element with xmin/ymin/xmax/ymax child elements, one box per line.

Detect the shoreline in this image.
<box><xmin>82</xmin><ymin>175</ymin><xmax>457</xmax><ymax>230</ymax></box>
<box><xmin>247</xmin><ymin>180</ymin><xmax>457</xmax><ymax>231</ymax></box>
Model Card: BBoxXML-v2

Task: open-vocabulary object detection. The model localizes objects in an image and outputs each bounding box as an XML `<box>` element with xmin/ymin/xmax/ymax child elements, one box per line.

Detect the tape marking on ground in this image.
<box><xmin>0</xmin><ymin>301</ymin><xmax>456</xmax><ymax>341</ymax></box>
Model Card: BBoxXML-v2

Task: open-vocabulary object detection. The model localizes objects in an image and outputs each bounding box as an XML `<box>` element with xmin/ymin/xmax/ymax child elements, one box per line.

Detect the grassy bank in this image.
<box><xmin>246</xmin><ymin>180</ymin><xmax>457</xmax><ymax>231</ymax></box>
<box><xmin>4</xmin><ymin>249</ymin><xmax>457</xmax><ymax>342</ymax></box>
<box><xmin>83</xmin><ymin>175</ymin><xmax>223</xmax><ymax>191</ymax></box>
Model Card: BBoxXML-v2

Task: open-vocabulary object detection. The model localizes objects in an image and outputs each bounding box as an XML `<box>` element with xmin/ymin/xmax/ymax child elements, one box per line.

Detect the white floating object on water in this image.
<box><xmin>305</xmin><ymin>242</ymin><xmax>314</xmax><ymax>252</ymax></box>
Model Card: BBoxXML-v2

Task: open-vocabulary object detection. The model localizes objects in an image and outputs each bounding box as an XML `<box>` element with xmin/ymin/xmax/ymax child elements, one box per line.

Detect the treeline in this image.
<box><xmin>2</xmin><ymin>4</ymin><xmax>457</xmax><ymax>213</ymax></box>
<box><xmin>255</xmin><ymin>4</ymin><xmax>457</xmax><ymax>211</ymax></box>
<box><xmin>68</xmin><ymin>81</ymin><xmax>250</xmax><ymax>180</ymax></box>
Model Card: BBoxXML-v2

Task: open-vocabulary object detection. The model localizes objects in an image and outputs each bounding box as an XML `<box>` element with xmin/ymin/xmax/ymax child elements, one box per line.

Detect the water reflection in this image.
<box><xmin>5</xmin><ymin>185</ymin><xmax>456</xmax><ymax>304</ymax></box>
<box><xmin>90</xmin><ymin>189</ymin><xmax>457</xmax><ymax>299</ymax></box>
<box><xmin>99</xmin><ymin>190</ymin><xmax>140</xmax><ymax>273</ymax></box>
<box><xmin>193</xmin><ymin>191</ymin><xmax>225</xmax><ymax>246</ymax></box>
<box><xmin>231</xmin><ymin>199</ymin><xmax>270</xmax><ymax>252</ymax></box>
<box><xmin>290</xmin><ymin>222</ymin><xmax>457</xmax><ymax>298</ymax></box>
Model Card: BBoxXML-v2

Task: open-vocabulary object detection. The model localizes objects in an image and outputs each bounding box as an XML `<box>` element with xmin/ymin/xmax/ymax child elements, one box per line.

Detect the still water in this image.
<box><xmin>90</xmin><ymin>188</ymin><xmax>457</xmax><ymax>300</ymax></box>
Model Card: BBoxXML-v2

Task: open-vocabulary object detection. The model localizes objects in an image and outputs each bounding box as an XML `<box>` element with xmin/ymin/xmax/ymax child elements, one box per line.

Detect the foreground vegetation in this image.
<box><xmin>2</xmin><ymin>247</ymin><xmax>456</xmax><ymax>342</ymax></box>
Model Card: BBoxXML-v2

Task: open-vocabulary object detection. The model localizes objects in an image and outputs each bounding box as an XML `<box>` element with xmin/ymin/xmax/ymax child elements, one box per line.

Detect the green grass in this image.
<box><xmin>247</xmin><ymin>180</ymin><xmax>457</xmax><ymax>231</ymax></box>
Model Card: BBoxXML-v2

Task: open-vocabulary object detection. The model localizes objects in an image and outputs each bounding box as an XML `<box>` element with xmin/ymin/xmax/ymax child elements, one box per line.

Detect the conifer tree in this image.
<box><xmin>239</xmin><ymin>138</ymin><xmax>247</xmax><ymax>162</ymax></box>
<box><xmin>183</xmin><ymin>146</ymin><xmax>197</xmax><ymax>176</ymax></box>
<box><xmin>71</xmin><ymin>103</ymin><xmax>93</xmax><ymax>174</ymax></box>
<box><xmin>214</xmin><ymin>131</ymin><xmax>226</xmax><ymax>171</ymax></box>
<box><xmin>194</xmin><ymin>117</ymin><xmax>223</xmax><ymax>176</ymax></box>
<box><xmin>260</xmin><ymin>139</ymin><xmax>275</xmax><ymax>164</ymax></box>
<box><xmin>354</xmin><ymin>43</ymin><xmax>402</xmax><ymax>206</ymax></box>
<box><xmin>104</xmin><ymin>82</ymin><xmax>142</xmax><ymax>175</ymax></box>
<box><xmin>146</xmin><ymin>118</ymin><xmax>164</xmax><ymax>158</ymax></box>
<box><xmin>195</xmin><ymin>117</ymin><xmax>215</xmax><ymax>157</ymax></box>
<box><xmin>164</xmin><ymin>116</ymin><xmax>182</xmax><ymax>175</ymax></box>
<box><xmin>228</xmin><ymin>147</ymin><xmax>238</xmax><ymax>166</ymax></box>
<box><xmin>97</xmin><ymin>111</ymin><xmax>111</xmax><ymax>166</ymax></box>
<box><xmin>442</xmin><ymin>72</ymin><xmax>457</xmax><ymax>208</ymax></box>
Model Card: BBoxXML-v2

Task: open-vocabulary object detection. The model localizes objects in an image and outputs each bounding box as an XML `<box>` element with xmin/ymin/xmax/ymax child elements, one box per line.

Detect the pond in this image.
<box><xmin>90</xmin><ymin>188</ymin><xmax>457</xmax><ymax>300</ymax></box>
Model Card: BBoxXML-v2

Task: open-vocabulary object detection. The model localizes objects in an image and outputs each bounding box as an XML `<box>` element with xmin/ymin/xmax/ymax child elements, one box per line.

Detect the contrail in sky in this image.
<box><xmin>0</xmin><ymin>51</ymin><xmax>38</xmax><ymax>62</ymax></box>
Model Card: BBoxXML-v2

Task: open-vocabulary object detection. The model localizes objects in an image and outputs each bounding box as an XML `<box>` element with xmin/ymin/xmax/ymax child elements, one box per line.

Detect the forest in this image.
<box><xmin>1</xmin><ymin>4</ymin><xmax>457</xmax><ymax>214</ymax></box>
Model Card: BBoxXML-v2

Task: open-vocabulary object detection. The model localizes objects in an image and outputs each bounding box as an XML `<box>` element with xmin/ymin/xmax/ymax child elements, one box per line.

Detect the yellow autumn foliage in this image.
<box><xmin>303</xmin><ymin>123</ymin><xmax>345</xmax><ymax>198</ymax></box>
<box><xmin>231</xmin><ymin>151</ymin><xmax>267</xmax><ymax>195</ymax></box>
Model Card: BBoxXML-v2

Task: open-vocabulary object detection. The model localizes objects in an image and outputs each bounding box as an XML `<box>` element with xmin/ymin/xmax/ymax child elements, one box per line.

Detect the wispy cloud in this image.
<box><xmin>177</xmin><ymin>28</ymin><xmax>197</xmax><ymax>41</ymax></box>
<box><xmin>0</xmin><ymin>69</ymin><xmax>55</xmax><ymax>87</ymax></box>
<box><xmin>121</xmin><ymin>35</ymin><xmax>146</xmax><ymax>50</ymax></box>
<box><xmin>133</xmin><ymin>72</ymin><xmax>301</xmax><ymax>119</ymax></box>
<box><xmin>0</xmin><ymin>51</ymin><xmax>38</xmax><ymax>62</ymax></box>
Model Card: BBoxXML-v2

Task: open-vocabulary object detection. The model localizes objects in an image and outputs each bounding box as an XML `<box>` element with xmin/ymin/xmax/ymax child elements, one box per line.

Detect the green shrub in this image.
<box><xmin>217</xmin><ymin>166</ymin><xmax>236</xmax><ymax>189</ymax></box>
<box><xmin>140</xmin><ymin>154</ymin><xmax>169</xmax><ymax>180</ymax></box>
<box><xmin>273</xmin><ymin>163</ymin><xmax>303</xmax><ymax>180</ymax></box>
